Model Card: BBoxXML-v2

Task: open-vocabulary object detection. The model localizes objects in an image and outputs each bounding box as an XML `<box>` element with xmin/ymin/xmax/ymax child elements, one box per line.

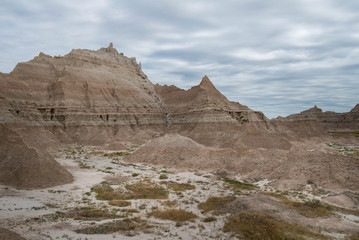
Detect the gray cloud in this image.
<box><xmin>1</xmin><ymin>0</ymin><xmax>358</xmax><ymax>118</ymax></box>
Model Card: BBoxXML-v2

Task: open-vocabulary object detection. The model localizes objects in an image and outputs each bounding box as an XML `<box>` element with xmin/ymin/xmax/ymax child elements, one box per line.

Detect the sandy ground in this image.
<box><xmin>0</xmin><ymin>144</ymin><xmax>358</xmax><ymax>240</ymax></box>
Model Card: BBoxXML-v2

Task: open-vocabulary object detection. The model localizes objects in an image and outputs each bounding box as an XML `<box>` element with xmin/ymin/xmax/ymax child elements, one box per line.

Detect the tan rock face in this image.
<box><xmin>276</xmin><ymin>105</ymin><xmax>359</xmax><ymax>131</ymax></box>
<box><xmin>155</xmin><ymin>75</ymin><xmax>267</xmax><ymax>127</ymax></box>
<box><xmin>0</xmin><ymin>44</ymin><xmax>267</xmax><ymax>145</ymax></box>
<box><xmin>1</xmin><ymin>44</ymin><xmax>358</xmax><ymax>192</ymax></box>
<box><xmin>0</xmin><ymin>43</ymin><xmax>167</xmax><ymax>145</ymax></box>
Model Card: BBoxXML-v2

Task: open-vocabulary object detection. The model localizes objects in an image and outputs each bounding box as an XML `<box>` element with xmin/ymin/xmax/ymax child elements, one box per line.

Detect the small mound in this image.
<box><xmin>124</xmin><ymin>134</ymin><xmax>238</xmax><ymax>172</ymax></box>
<box><xmin>100</xmin><ymin>140</ymin><xmax>128</xmax><ymax>151</ymax></box>
<box><xmin>0</xmin><ymin>227</ymin><xmax>27</xmax><ymax>240</ymax></box>
<box><xmin>0</xmin><ymin>124</ymin><xmax>73</xmax><ymax>189</ymax></box>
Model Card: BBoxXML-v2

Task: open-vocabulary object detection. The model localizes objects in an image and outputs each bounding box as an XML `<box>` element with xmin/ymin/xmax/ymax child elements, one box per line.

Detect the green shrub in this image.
<box><xmin>159</xmin><ymin>174</ymin><xmax>168</xmax><ymax>180</ymax></box>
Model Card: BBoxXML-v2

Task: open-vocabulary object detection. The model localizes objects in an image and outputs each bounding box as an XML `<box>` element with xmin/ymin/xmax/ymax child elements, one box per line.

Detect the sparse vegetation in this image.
<box><xmin>286</xmin><ymin>199</ymin><xmax>334</xmax><ymax>218</ymax></box>
<box><xmin>223</xmin><ymin>178</ymin><xmax>257</xmax><ymax>190</ymax></box>
<box><xmin>332</xmin><ymin>206</ymin><xmax>359</xmax><ymax>216</ymax></box>
<box><xmin>91</xmin><ymin>150</ymin><xmax>104</xmax><ymax>155</ymax></box>
<box><xmin>159</xmin><ymin>174</ymin><xmax>168</xmax><ymax>179</ymax></box>
<box><xmin>75</xmin><ymin>218</ymin><xmax>150</xmax><ymax>235</ymax></box>
<box><xmin>348</xmin><ymin>232</ymin><xmax>359</xmax><ymax>240</ymax></box>
<box><xmin>162</xmin><ymin>200</ymin><xmax>177</xmax><ymax>207</ymax></box>
<box><xmin>48</xmin><ymin>189</ymin><xmax>66</xmax><ymax>194</ymax></box>
<box><xmin>65</xmin><ymin>207</ymin><xmax>118</xmax><ymax>220</ymax></box>
<box><xmin>150</xmin><ymin>209</ymin><xmax>197</xmax><ymax>222</ymax></box>
<box><xmin>104</xmin><ymin>152</ymin><xmax>129</xmax><ymax>157</ymax></box>
<box><xmin>132</xmin><ymin>173</ymin><xmax>139</xmax><ymax>177</ymax></box>
<box><xmin>198</xmin><ymin>196</ymin><xmax>236</xmax><ymax>213</ymax></box>
<box><xmin>265</xmin><ymin>193</ymin><xmax>334</xmax><ymax>218</ymax></box>
<box><xmin>329</xmin><ymin>131</ymin><xmax>359</xmax><ymax>138</ymax></box>
<box><xmin>109</xmin><ymin>200</ymin><xmax>131</xmax><ymax>207</ymax></box>
<box><xmin>79</xmin><ymin>161</ymin><xmax>91</xmax><ymax>169</ymax></box>
<box><xmin>94</xmin><ymin>185</ymin><xmax>120</xmax><ymax>200</ymax></box>
<box><xmin>168</xmin><ymin>182</ymin><xmax>195</xmax><ymax>192</ymax></box>
<box><xmin>94</xmin><ymin>181</ymin><xmax>168</xmax><ymax>200</ymax></box>
<box><xmin>202</xmin><ymin>216</ymin><xmax>216</xmax><ymax>222</ymax></box>
<box><xmin>124</xmin><ymin>181</ymin><xmax>168</xmax><ymax>199</ymax></box>
<box><xmin>223</xmin><ymin>212</ymin><xmax>329</xmax><ymax>240</ymax></box>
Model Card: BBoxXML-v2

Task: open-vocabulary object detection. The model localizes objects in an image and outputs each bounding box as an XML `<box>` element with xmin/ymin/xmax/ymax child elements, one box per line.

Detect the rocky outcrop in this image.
<box><xmin>155</xmin><ymin>75</ymin><xmax>267</xmax><ymax>127</ymax></box>
<box><xmin>0</xmin><ymin>43</ymin><xmax>166</xmax><ymax>145</ymax></box>
<box><xmin>1</xmin><ymin>44</ymin><xmax>267</xmax><ymax>146</ymax></box>
<box><xmin>276</xmin><ymin>105</ymin><xmax>359</xmax><ymax>131</ymax></box>
<box><xmin>1</xmin><ymin>43</ymin><xmax>358</xmax><ymax>192</ymax></box>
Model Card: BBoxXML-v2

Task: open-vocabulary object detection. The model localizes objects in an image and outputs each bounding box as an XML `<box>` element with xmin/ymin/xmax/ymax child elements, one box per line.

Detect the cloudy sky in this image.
<box><xmin>1</xmin><ymin>0</ymin><xmax>358</xmax><ymax>118</ymax></box>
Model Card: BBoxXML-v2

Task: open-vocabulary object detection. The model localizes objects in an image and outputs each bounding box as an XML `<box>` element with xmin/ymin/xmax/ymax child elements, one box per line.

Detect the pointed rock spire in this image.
<box><xmin>350</xmin><ymin>104</ymin><xmax>359</xmax><ymax>112</ymax></box>
<box><xmin>199</xmin><ymin>75</ymin><xmax>217</xmax><ymax>91</ymax></box>
<box><xmin>98</xmin><ymin>42</ymin><xmax>119</xmax><ymax>56</ymax></box>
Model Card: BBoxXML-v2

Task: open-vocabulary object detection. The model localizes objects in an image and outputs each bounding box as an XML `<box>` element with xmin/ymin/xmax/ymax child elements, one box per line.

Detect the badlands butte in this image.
<box><xmin>0</xmin><ymin>43</ymin><xmax>358</xmax><ymax>240</ymax></box>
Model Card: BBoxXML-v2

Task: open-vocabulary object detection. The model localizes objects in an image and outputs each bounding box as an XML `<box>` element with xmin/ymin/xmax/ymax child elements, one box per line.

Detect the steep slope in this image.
<box><xmin>154</xmin><ymin>75</ymin><xmax>270</xmax><ymax>147</ymax></box>
<box><xmin>0</xmin><ymin>43</ymin><xmax>166</xmax><ymax>145</ymax></box>
<box><xmin>0</xmin><ymin>124</ymin><xmax>72</xmax><ymax>189</ymax></box>
<box><xmin>155</xmin><ymin>75</ymin><xmax>266</xmax><ymax>126</ymax></box>
<box><xmin>0</xmin><ymin>228</ymin><xmax>26</xmax><ymax>240</ymax></box>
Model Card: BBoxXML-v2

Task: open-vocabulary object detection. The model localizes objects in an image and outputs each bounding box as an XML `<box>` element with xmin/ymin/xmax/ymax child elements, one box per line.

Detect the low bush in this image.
<box><xmin>150</xmin><ymin>209</ymin><xmax>197</xmax><ymax>222</ymax></box>
<box><xmin>75</xmin><ymin>217</ymin><xmax>150</xmax><ymax>234</ymax></box>
<box><xmin>223</xmin><ymin>212</ymin><xmax>328</xmax><ymax>240</ymax></box>
<box><xmin>168</xmin><ymin>182</ymin><xmax>195</xmax><ymax>192</ymax></box>
<box><xmin>109</xmin><ymin>200</ymin><xmax>131</xmax><ymax>207</ymax></box>
<box><xmin>198</xmin><ymin>196</ymin><xmax>236</xmax><ymax>213</ymax></box>
<box><xmin>223</xmin><ymin>178</ymin><xmax>257</xmax><ymax>190</ymax></box>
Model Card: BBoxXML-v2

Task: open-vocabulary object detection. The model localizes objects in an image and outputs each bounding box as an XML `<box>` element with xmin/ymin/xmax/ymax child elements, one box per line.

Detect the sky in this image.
<box><xmin>1</xmin><ymin>0</ymin><xmax>358</xmax><ymax>118</ymax></box>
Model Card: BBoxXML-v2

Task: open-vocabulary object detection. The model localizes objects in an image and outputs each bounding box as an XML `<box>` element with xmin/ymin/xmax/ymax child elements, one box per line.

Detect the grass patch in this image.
<box><xmin>329</xmin><ymin>131</ymin><xmax>359</xmax><ymax>137</ymax></box>
<box><xmin>94</xmin><ymin>185</ymin><xmax>120</xmax><ymax>200</ymax></box>
<box><xmin>265</xmin><ymin>193</ymin><xmax>334</xmax><ymax>218</ymax></box>
<box><xmin>202</xmin><ymin>216</ymin><xmax>216</xmax><ymax>222</ymax></box>
<box><xmin>159</xmin><ymin>174</ymin><xmax>168</xmax><ymax>180</ymax></box>
<box><xmin>348</xmin><ymin>232</ymin><xmax>359</xmax><ymax>240</ymax></box>
<box><xmin>91</xmin><ymin>150</ymin><xmax>104</xmax><ymax>155</ymax></box>
<box><xmin>75</xmin><ymin>218</ymin><xmax>150</xmax><ymax>235</ymax></box>
<box><xmin>162</xmin><ymin>200</ymin><xmax>177</xmax><ymax>207</ymax></box>
<box><xmin>79</xmin><ymin>161</ymin><xmax>91</xmax><ymax>169</ymax></box>
<box><xmin>132</xmin><ymin>173</ymin><xmax>139</xmax><ymax>177</ymax></box>
<box><xmin>288</xmin><ymin>199</ymin><xmax>334</xmax><ymax>218</ymax></box>
<box><xmin>168</xmin><ymin>182</ymin><xmax>195</xmax><ymax>192</ymax></box>
<box><xmin>198</xmin><ymin>196</ymin><xmax>236</xmax><ymax>213</ymax></box>
<box><xmin>150</xmin><ymin>209</ymin><xmax>197</xmax><ymax>222</ymax></box>
<box><xmin>124</xmin><ymin>181</ymin><xmax>168</xmax><ymax>199</ymax></box>
<box><xmin>65</xmin><ymin>207</ymin><xmax>117</xmax><ymax>221</ymax></box>
<box><xmin>224</xmin><ymin>178</ymin><xmax>257</xmax><ymax>190</ymax></box>
<box><xmin>223</xmin><ymin>212</ymin><xmax>329</xmax><ymax>240</ymax></box>
<box><xmin>104</xmin><ymin>152</ymin><xmax>129</xmax><ymax>157</ymax></box>
<box><xmin>94</xmin><ymin>181</ymin><xmax>168</xmax><ymax>200</ymax></box>
<box><xmin>109</xmin><ymin>200</ymin><xmax>131</xmax><ymax>207</ymax></box>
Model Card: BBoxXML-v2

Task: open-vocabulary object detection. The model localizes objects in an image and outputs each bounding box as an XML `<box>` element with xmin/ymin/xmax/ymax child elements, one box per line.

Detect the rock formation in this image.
<box><xmin>0</xmin><ymin>43</ymin><xmax>267</xmax><ymax>147</ymax></box>
<box><xmin>276</xmin><ymin>105</ymin><xmax>359</xmax><ymax>131</ymax></box>
<box><xmin>0</xmin><ymin>43</ymin><xmax>166</xmax><ymax>146</ymax></box>
<box><xmin>0</xmin><ymin>43</ymin><xmax>358</xmax><ymax>191</ymax></box>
